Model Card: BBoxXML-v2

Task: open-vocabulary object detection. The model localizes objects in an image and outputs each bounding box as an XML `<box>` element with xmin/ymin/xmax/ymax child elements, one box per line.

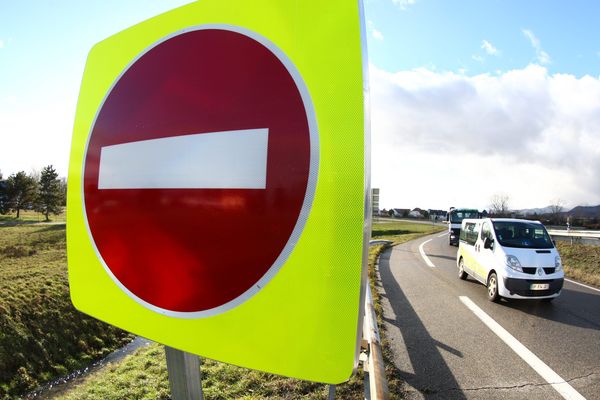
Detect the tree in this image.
<box><xmin>58</xmin><ymin>177</ymin><xmax>67</xmax><ymax>207</ymax></box>
<box><xmin>6</xmin><ymin>171</ymin><xmax>37</xmax><ymax>218</ymax></box>
<box><xmin>35</xmin><ymin>165</ymin><xmax>64</xmax><ymax>221</ymax></box>
<box><xmin>549</xmin><ymin>199</ymin><xmax>564</xmax><ymax>224</ymax></box>
<box><xmin>0</xmin><ymin>173</ymin><xmax>7</xmax><ymax>215</ymax></box>
<box><xmin>489</xmin><ymin>193</ymin><xmax>510</xmax><ymax>217</ymax></box>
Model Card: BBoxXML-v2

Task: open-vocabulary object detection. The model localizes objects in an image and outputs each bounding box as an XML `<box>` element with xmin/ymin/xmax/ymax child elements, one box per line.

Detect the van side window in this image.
<box><xmin>482</xmin><ymin>222</ymin><xmax>492</xmax><ymax>242</ymax></box>
<box><xmin>461</xmin><ymin>222</ymin><xmax>478</xmax><ymax>246</ymax></box>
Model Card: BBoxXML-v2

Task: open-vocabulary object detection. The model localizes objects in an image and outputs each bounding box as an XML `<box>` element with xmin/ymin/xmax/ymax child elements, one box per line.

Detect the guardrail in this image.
<box><xmin>547</xmin><ymin>229</ymin><xmax>600</xmax><ymax>239</ymax></box>
<box><xmin>361</xmin><ymin>285</ymin><xmax>389</xmax><ymax>400</ymax></box>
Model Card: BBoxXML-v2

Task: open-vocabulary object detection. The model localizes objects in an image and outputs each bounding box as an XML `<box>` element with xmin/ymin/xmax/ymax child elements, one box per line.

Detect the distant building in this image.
<box><xmin>372</xmin><ymin>188</ymin><xmax>380</xmax><ymax>216</ymax></box>
<box><xmin>409</xmin><ymin>210</ymin><xmax>424</xmax><ymax>218</ymax></box>
<box><xmin>428</xmin><ymin>209</ymin><xmax>447</xmax><ymax>221</ymax></box>
<box><xmin>391</xmin><ymin>208</ymin><xmax>409</xmax><ymax>218</ymax></box>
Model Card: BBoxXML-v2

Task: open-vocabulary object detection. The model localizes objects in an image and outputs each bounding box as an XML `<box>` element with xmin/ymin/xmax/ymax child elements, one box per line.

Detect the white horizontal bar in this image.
<box><xmin>98</xmin><ymin>129</ymin><xmax>269</xmax><ymax>189</ymax></box>
<box><xmin>547</xmin><ymin>230</ymin><xmax>600</xmax><ymax>239</ymax></box>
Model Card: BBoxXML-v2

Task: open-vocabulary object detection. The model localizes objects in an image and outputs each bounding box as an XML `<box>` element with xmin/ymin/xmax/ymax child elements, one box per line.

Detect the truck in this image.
<box><xmin>447</xmin><ymin>207</ymin><xmax>480</xmax><ymax>246</ymax></box>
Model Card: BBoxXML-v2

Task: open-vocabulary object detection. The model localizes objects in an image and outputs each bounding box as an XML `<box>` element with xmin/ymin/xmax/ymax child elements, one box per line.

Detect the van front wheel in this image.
<box><xmin>458</xmin><ymin>258</ymin><xmax>467</xmax><ymax>280</ymax></box>
<box><xmin>487</xmin><ymin>272</ymin><xmax>500</xmax><ymax>302</ymax></box>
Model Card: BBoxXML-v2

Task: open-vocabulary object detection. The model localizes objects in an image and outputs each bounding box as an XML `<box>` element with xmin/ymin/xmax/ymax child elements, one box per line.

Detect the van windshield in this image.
<box><xmin>450</xmin><ymin>210</ymin><xmax>479</xmax><ymax>223</ymax></box>
<box><xmin>492</xmin><ymin>221</ymin><xmax>554</xmax><ymax>249</ymax></box>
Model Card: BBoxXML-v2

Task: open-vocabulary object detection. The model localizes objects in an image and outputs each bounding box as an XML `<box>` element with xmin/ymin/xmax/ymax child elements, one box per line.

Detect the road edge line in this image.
<box><xmin>418</xmin><ymin>239</ymin><xmax>436</xmax><ymax>268</ymax></box>
<box><xmin>459</xmin><ymin>296</ymin><xmax>586</xmax><ymax>400</ymax></box>
<box><xmin>564</xmin><ymin>278</ymin><xmax>600</xmax><ymax>293</ymax></box>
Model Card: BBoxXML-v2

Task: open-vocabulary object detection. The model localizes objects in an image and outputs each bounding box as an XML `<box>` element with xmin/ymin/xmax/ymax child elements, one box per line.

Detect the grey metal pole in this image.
<box><xmin>165</xmin><ymin>346</ymin><xmax>204</xmax><ymax>400</ymax></box>
<box><xmin>328</xmin><ymin>384</ymin><xmax>336</xmax><ymax>400</ymax></box>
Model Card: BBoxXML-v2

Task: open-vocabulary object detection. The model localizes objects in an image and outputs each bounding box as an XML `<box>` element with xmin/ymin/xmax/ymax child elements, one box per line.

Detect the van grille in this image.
<box><xmin>522</xmin><ymin>267</ymin><xmax>556</xmax><ymax>275</ymax></box>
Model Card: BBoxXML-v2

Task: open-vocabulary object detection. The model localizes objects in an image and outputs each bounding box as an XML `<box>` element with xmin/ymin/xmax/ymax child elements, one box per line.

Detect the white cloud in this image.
<box><xmin>369</xmin><ymin>64</ymin><xmax>600</xmax><ymax>210</ymax></box>
<box><xmin>522</xmin><ymin>29</ymin><xmax>551</xmax><ymax>65</ymax></box>
<box><xmin>471</xmin><ymin>54</ymin><xmax>484</xmax><ymax>63</ymax></box>
<box><xmin>392</xmin><ymin>0</ymin><xmax>417</xmax><ymax>10</ymax></box>
<box><xmin>367</xmin><ymin>20</ymin><xmax>384</xmax><ymax>41</ymax></box>
<box><xmin>481</xmin><ymin>40</ymin><xmax>498</xmax><ymax>56</ymax></box>
<box><xmin>372</xmin><ymin>29</ymin><xmax>384</xmax><ymax>41</ymax></box>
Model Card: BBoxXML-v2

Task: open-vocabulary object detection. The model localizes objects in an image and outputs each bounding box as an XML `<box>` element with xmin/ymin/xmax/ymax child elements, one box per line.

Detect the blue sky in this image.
<box><xmin>2</xmin><ymin>1</ymin><xmax>600</xmax><ymax>210</ymax></box>
<box><xmin>365</xmin><ymin>0</ymin><xmax>600</xmax><ymax>77</ymax></box>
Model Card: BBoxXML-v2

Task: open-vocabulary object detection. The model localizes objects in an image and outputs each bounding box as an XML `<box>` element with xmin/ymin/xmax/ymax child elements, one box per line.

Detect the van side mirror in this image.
<box><xmin>484</xmin><ymin>237</ymin><xmax>493</xmax><ymax>249</ymax></box>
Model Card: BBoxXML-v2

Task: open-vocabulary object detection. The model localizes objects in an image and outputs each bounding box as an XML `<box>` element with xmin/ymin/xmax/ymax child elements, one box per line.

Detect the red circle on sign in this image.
<box><xmin>83</xmin><ymin>27</ymin><xmax>317</xmax><ymax>315</ymax></box>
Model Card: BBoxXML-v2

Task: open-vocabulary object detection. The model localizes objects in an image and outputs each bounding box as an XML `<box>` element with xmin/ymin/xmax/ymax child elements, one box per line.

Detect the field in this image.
<box><xmin>371</xmin><ymin>219</ymin><xmax>445</xmax><ymax>244</ymax></box>
<box><xmin>0</xmin><ymin>224</ymin><xmax>130</xmax><ymax>400</ymax></box>
<box><xmin>556</xmin><ymin>242</ymin><xmax>600</xmax><ymax>287</ymax></box>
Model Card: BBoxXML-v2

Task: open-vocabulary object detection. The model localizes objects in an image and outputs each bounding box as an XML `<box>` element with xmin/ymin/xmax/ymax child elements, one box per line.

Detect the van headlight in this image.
<box><xmin>505</xmin><ymin>255</ymin><xmax>523</xmax><ymax>272</ymax></box>
<box><xmin>555</xmin><ymin>256</ymin><xmax>562</xmax><ymax>270</ymax></box>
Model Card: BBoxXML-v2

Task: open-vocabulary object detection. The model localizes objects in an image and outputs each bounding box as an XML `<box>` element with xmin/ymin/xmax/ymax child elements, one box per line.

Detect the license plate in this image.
<box><xmin>530</xmin><ymin>283</ymin><xmax>550</xmax><ymax>290</ymax></box>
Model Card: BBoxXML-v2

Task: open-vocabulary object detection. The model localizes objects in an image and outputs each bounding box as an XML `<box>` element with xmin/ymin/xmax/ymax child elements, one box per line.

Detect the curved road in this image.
<box><xmin>378</xmin><ymin>232</ymin><xmax>600</xmax><ymax>399</ymax></box>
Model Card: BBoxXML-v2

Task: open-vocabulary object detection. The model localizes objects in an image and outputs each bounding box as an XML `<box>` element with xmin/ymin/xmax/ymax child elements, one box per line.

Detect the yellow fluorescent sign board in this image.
<box><xmin>67</xmin><ymin>0</ymin><xmax>370</xmax><ymax>383</ymax></box>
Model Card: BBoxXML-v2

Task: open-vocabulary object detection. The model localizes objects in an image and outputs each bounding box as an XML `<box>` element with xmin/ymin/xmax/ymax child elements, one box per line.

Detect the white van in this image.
<box><xmin>456</xmin><ymin>218</ymin><xmax>564</xmax><ymax>302</ymax></box>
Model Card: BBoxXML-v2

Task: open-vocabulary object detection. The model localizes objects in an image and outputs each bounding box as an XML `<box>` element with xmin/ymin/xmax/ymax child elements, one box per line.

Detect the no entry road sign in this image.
<box><xmin>68</xmin><ymin>0</ymin><xmax>369</xmax><ymax>384</ymax></box>
<box><xmin>83</xmin><ymin>27</ymin><xmax>317</xmax><ymax>316</ymax></box>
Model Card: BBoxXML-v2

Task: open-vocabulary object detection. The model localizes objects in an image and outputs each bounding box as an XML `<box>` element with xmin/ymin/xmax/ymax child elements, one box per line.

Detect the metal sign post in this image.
<box><xmin>165</xmin><ymin>347</ymin><xmax>204</xmax><ymax>400</ymax></box>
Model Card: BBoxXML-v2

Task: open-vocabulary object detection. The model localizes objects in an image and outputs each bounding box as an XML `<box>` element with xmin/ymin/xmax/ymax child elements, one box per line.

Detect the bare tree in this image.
<box><xmin>489</xmin><ymin>193</ymin><xmax>510</xmax><ymax>217</ymax></box>
<box><xmin>549</xmin><ymin>199</ymin><xmax>565</xmax><ymax>224</ymax></box>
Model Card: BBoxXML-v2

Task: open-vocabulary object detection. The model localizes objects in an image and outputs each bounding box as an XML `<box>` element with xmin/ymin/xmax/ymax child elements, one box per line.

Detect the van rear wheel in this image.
<box><xmin>487</xmin><ymin>272</ymin><xmax>500</xmax><ymax>302</ymax></box>
<box><xmin>458</xmin><ymin>258</ymin><xmax>467</xmax><ymax>280</ymax></box>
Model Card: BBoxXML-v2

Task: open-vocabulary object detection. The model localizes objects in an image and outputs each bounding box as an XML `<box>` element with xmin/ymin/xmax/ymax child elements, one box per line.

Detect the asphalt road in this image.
<box><xmin>378</xmin><ymin>232</ymin><xmax>600</xmax><ymax>399</ymax></box>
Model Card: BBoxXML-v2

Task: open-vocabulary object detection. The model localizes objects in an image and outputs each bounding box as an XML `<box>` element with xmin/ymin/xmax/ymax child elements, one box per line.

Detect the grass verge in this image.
<box><xmin>0</xmin><ymin>210</ymin><xmax>66</xmax><ymax>224</ymax></box>
<box><xmin>371</xmin><ymin>221</ymin><xmax>445</xmax><ymax>245</ymax></box>
<box><xmin>55</xmin><ymin>343</ymin><xmax>365</xmax><ymax>400</ymax></box>
<box><xmin>0</xmin><ymin>224</ymin><xmax>131</xmax><ymax>400</ymax></box>
<box><xmin>556</xmin><ymin>242</ymin><xmax>600</xmax><ymax>287</ymax></box>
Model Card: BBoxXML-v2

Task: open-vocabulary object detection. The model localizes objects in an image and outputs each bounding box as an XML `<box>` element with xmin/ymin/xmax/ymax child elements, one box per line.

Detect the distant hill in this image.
<box><xmin>515</xmin><ymin>204</ymin><xmax>600</xmax><ymax>218</ymax></box>
<box><xmin>567</xmin><ymin>205</ymin><xmax>600</xmax><ymax>218</ymax></box>
<box><xmin>515</xmin><ymin>206</ymin><xmax>554</xmax><ymax>216</ymax></box>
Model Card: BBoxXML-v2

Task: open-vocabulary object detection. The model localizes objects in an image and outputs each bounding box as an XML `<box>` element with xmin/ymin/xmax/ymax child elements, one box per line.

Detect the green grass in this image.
<box><xmin>0</xmin><ymin>209</ymin><xmax>66</xmax><ymax>224</ymax></box>
<box><xmin>56</xmin><ymin>343</ymin><xmax>365</xmax><ymax>400</ymax></box>
<box><xmin>0</xmin><ymin>224</ymin><xmax>131</xmax><ymax>400</ymax></box>
<box><xmin>556</xmin><ymin>242</ymin><xmax>600</xmax><ymax>288</ymax></box>
<box><xmin>371</xmin><ymin>221</ymin><xmax>445</xmax><ymax>244</ymax></box>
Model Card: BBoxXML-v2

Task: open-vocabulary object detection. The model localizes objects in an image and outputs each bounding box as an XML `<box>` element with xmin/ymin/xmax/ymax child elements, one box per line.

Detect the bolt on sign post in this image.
<box><xmin>67</xmin><ymin>0</ymin><xmax>371</xmax><ymax>384</ymax></box>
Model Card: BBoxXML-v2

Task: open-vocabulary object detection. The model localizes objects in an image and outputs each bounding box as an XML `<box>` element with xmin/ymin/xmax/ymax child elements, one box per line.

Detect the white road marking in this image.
<box><xmin>98</xmin><ymin>128</ymin><xmax>269</xmax><ymax>189</ymax></box>
<box><xmin>459</xmin><ymin>296</ymin><xmax>586</xmax><ymax>400</ymax></box>
<box><xmin>418</xmin><ymin>239</ymin><xmax>436</xmax><ymax>268</ymax></box>
<box><xmin>565</xmin><ymin>278</ymin><xmax>600</xmax><ymax>293</ymax></box>
<box><xmin>437</xmin><ymin>232</ymin><xmax>448</xmax><ymax>238</ymax></box>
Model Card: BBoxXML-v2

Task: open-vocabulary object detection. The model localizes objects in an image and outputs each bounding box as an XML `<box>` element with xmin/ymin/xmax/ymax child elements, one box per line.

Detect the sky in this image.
<box><xmin>1</xmin><ymin>0</ymin><xmax>600</xmax><ymax>212</ymax></box>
